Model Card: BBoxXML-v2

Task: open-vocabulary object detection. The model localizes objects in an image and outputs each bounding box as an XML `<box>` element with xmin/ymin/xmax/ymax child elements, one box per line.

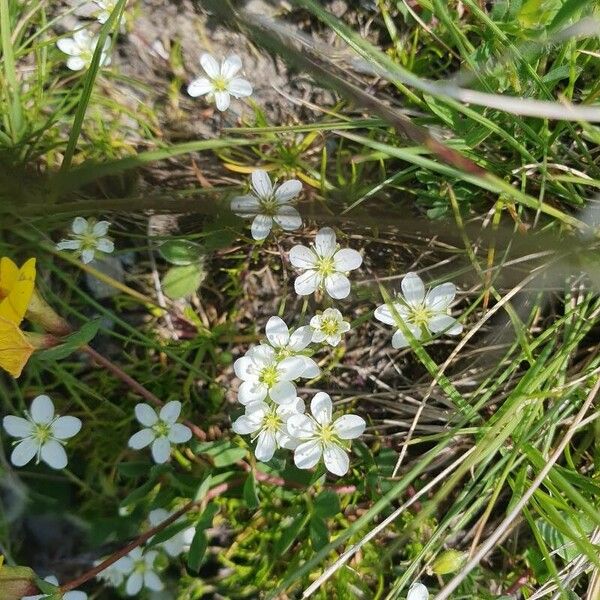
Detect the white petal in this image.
<box><xmin>428</xmin><ymin>314</ymin><xmax>463</xmax><ymax>336</ymax></box>
<box><xmin>67</xmin><ymin>56</ymin><xmax>87</xmax><ymax>71</ymax></box>
<box><xmin>200</xmin><ymin>53</ymin><xmax>220</xmax><ymax>78</ymax></box>
<box><xmin>3</xmin><ymin>415</ymin><xmax>33</xmax><ymax>438</ymax></box>
<box><xmin>30</xmin><ymin>395</ymin><xmax>55</xmax><ymax>424</ymax></box>
<box><xmin>168</xmin><ymin>423</ymin><xmax>192</xmax><ymax>443</ymax></box>
<box><xmin>407</xmin><ymin>582</ymin><xmax>429</xmax><ymax>600</ymax></box>
<box><xmin>274</xmin><ymin>179</ymin><xmax>302</xmax><ymax>202</ymax></box>
<box><xmin>265</xmin><ymin>316</ymin><xmax>290</xmax><ymax>348</ymax></box>
<box><xmin>126</xmin><ymin>572</ymin><xmax>143</xmax><ymax>596</ymax></box>
<box><xmin>164</xmin><ymin>537</ymin><xmax>185</xmax><ymax>557</ymax></box>
<box><xmin>214</xmin><ymin>91</ymin><xmax>231</xmax><ymax>111</ymax></box>
<box><xmin>314</xmin><ymin>227</ymin><xmax>337</xmax><ymax>258</ymax></box>
<box><xmin>277</xmin><ymin>430</ymin><xmax>299</xmax><ymax>450</ymax></box>
<box><xmin>277</xmin><ymin>356</ymin><xmax>306</xmax><ymax>381</ymax></box>
<box><xmin>232</xmin><ymin>414</ymin><xmax>261</xmax><ymax>435</ymax></box>
<box><xmin>300</xmin><ymin>356</ymin><xmax>320</xmax><ymax>378</ymax></box>
<box><xmin>323</xmin><ymin>443</ymin><xmax>349</xmax><ymax>476</ymax></box>
<box><xmin>56</xmin><ymin>240</ymin><xmax>81</xmax><ymax>250</ymax></box>
<box><xmin>255</xmin><ymin>430</ymin><xmax>277</xmax><ymax>462</ymax></box>
<box><xmin>287</xmin><ymin>414</ymin><xmax>316</xmax><ymax>439</ymax></box>
<box><xmin>148</xmin><ymin>508</ymin><xmax>169</xmax><ymax>527</ymax></box>
<box><xmin>248</xmin><ymin>344</ymin><xmax>275</xmax><ymax>366</ymax></box>
<box><xmin>401</xmin><ymin>272</ymin><xmax>426</xmax><ymax>306</ymax></box>
<box><xmin>151</xmin><ymin>437</ymin><xmax>171</xmax><ymax>464</ymax></box>
<box><xmin>426</xmin><ymin>282</ymin><xmax>457</xmax><ymax>311</ymax></box>
<box><xmin>234</xmin><ymin>356</ymin><xmax>256</xmax><ymax>381</ymax></box>
<box><xmin>10</xmin><ymin>438</ymin><xmax>38</xmax><ymax>467</ymax></box>
<box><xmin>333</xmin><ymin>248</ymin><xmax>362</xmax><ymax>271</ymax></box>
<box><xmin>391</xmin><ymin>324</ymin><xmax>421</xmax><ymax>349</ymax></box>
<box><xmin>238</xmin><ymin>380</ymin><xmax>267</xmax><ymax>405</ymax></box>
<box><xmin>294</xmin><ymin>439</ymin><xmax>322</xmax><ymax>470</ymax></box>
<box><xmin>96</xmin><ymin>238</ymin><xmax>114</xmax><ymax>253</ymax></box>
<box><xmin>73</xmin><ymin>29</ymin><xmax>92</xmax><ymax>47</ymax></box>
<box><xmin>269</xmin><ymin>381</ymin><xmax>297</xmax><ymax>405</ymax></box>
<box><xmin>57</xmin><ymin>37</ymin><xmax>77</xmax><ymax>55</ymax></box>
<box><xmin>311</xmin><ymin>329</ymin><xmax>326</xmax><ymax>343</ymax></box>
<box><xmin>277</xmin><ymin>397</ymin><xmax>305</xmax><ymax>418</ymax></box>
<box><xmin>231</xmin><ymin>194</ymin><xmax>260</xmax><ymax>217</ymax></box>
<box><xmin>310</xmin><ymin>392</ymin><xmax>332</xmax><ymax>425</ymax></box>
<box><xmin>333</xmin><ymin>414</ymin><xmax>365</xmax><ymax>439</ymax></box>
<box><xmin>41</xmin><ymin>440</ymin><xmax>68</xmax><ymax>469</ymax></box>
<box><xmin>159</xmin><ymin>401</ymin><xmax>181</xmax><ymax>424</ymax></box>
<box><xmin>374</xmin><ymin>304</ymin><xmax>394</xmax><ymax>325</ymax></box>
<box><xmin>143</xmin><ymin>570</ymin><xmax>164</xmax><ymax>592</ymax></box>
<box><xmin>135</xmin><ymin>403</ymin><xmax>158</xmax><ymax>427</ymax></box>
<box><xmin>81</xmin><ymin>248</ymin><xmax>95</xmax><ymax>263</ymax></box>
<box><xmin>288</xmin><ymin>326</ymin><xmax>313</xmax><ymax>351</ymax></box>
<box><xmin>72</xmin><ymin>216</ymin><xmax>88</xmax><ymax>234</ymax></box>
<box><xmin>64</xmin><ymin>591</ymin><xmax>87</xmax><ymax>600</ymax></box>
<box><xmin>251</xmin><ymin>170</ymin><xmax>273</xmax><ymax>198</ymax></box>
<box><xmin>294</xmin><ymin>270</ymin><xmax>319</xmax><ymax>296</ymax></box>
<box><xmin>324</xmin><ymin>273</ymin><xmax>351</xmax><ymax>299</ymax></box>
<box><xmin>92</xmin><ymin>221</ymin><xmax>110</xmax><ymax>236</ymax></box>
<box><xmin>51</xmin><ymin>416</ymin><xmax>82</xmax><ymax>439</ymax></box>
<box><xmin>113</xmin><ymin>555</ymin><xmax>134</xmax><ymax>574</ymax></box>
<box><xmin>273</xmin><ymin>205</ymin><xmax>302</xmax><ymax>231</ymax></box>
<box><xmin>250</xmin><ymin>214</ymin><xmax>273</xmax><ymax>240</ymax></box>
<box><xmin>128</xmin><ymin>428</ymin><xmax>155</xmax><ymax>449</ymax></box>
<box><xmin>228</xmin><ymin>77</ymin><xmax>252</xmax><ymax>98</ymax></box>
<box><xmin>220</xmin><ymin>54</ymin><xmax>242</xmax><ymax>78</ymax></box>
<box><xmin>187</xmin><ymin>77</ymin><xmax>213</xmax><ymax>97</ymax></box>
<box><xmin>289</xmin><ymin>244</ymin><xmax>317</xmax><ymax>269</ymax></box>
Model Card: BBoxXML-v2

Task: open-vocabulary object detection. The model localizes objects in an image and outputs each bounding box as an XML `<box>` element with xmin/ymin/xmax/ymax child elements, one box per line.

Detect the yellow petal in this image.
<box><xmin>0</xmin><ymin>316</ymin><xmax>34</xmax><ymax>378</ymax></box>
<box><xmin>0</xmin><ymin>258</ymin><xmax>36</xmax><ymax>325</ymax></box>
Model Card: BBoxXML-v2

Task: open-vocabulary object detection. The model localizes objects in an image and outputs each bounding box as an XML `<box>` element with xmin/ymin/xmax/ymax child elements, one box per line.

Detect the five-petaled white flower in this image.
<box><xmin>187</xmin><ymin>53</ymin><xmax>252</xmax><ymax>111</ymax></box>
<box><xmin>234</xmin><ymin>344</ymin><xmax>306</xmax><ymax>406</ymax></box>
<box><xmin>286</xmin><ymin>392</ymin><xmax>365</xmax><ymax>476</ymax></box>
<box><xmin>23</xmin><ymin>575</ymin><xmax>87</xmax><ymax>600</ymax></box>
<box><xmin>128</xmin><ymin>401</ymin><xmax>192</xmax><ymax>464</ymax></box>
<box><xmin>310</xmin><ymin>308</ymin><xmax>351</xmax><ymax>346</ymax></box>
<box><xmin>374</xmin><ymin>272</ymin><xmax>463</xmax><ymax>349</ymax></box>
<box><xmin>56</xmin><ymin>29</ymin><xmax>111</xmax><ymax>71</ymax></box>
<box><xmin>148</xmin><ymin>508</ymin><xmax>195</xmax><ymax>557</ymax></box>
<box><xmin>289</xmin><ymin>227</ymin><xmax>363</xmax><ymax>299</ymax></box>
<box><xmin>262</xmin><ymin>316</ymin><xmax>320</xmax><ymax>378</ymax></box>
<box><xmin>232</xmin><ymin>397</ymin><xmax>305</xmax><ymax>462</ymax></box>
<box><xmin>56</xmin><ymin>217</ymin><xmax>114</xmax><ymax>264</ymax></box>
<box><xmin>407</xmin><ymin>582</ymin><xmax>429</xmax><ymax>600</ymax></box>
<box><xmin>231</xmin><ymin>170</ymin><xmax>303</xmax><ymax>240</ymax></box>
<box><xmin>113</xmin><ymin>547</ymin><xmax>163</xmax><ymax>596</ymax></box>
<box><xmin>2</xmin><ymin>395</ymin><xmax>82</xmax><ymax>470</ymax></box>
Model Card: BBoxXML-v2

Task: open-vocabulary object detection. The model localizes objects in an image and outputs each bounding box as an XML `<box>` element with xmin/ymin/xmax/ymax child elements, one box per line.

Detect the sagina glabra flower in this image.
<box><xmin>56</xmin><ymin>29</ymin><xmax>111</xmax><ymax>71</ymax></box>
<box><xmin>287</xmin><ymin>392</ymin><xmax>365</xmax><ymax>476</ymax></box>
<box><xmin>114</xmin><ymin>547</ymin><xmax>164</xmax><ymax>596</ymax></box>
<box><xmin>23</xmin><ymin>575</ymin><xmax>86</xmax><ymax>600</ymax></box>
<box><xmin>310</xmin><ymin>308</ymin><xmax>351</xmax><ymax>346</ymax></box>
<box><xmin>407</xmin><ymin>582</ymin><xmax>429</xmax><ymax>600</ymax></box>
<box><xmin>289</xmin><ymin>227</ymin><xmax>362</xmax><ymax>299</ymax></box>
<box><xmin>188</xmin><ymin>53</ymin><xmax>252</xmax><ymax>111</ymax></box>
<box><xmin>233</xmin><ymin>397</ymin><xmax>305</xmax><ymax>462</ymax></box>
<box><xmin>374</xmin><ymin>272</ymin><xmax>462</xmax><ymax>348</ymax></box>
<box><xmin>128</xmin><ymin>401</ymin><xmax>192</xmax><ymax>464</ymax></box>
<box><xmin>56</xmin><ymin>217</ymin><xmax>114</xmax><ymax>264</ymax></box>
<box><xmin>148</xmin><ymin>508</ymin><xmax>195</xmax><ymax>557</ymax></box>
<box><xmin>231</xmin><ymin>170</ymin><xmax>302</xmax><ymax>240</ymax></box>
<box><xmin>2</xmin><ymin>395</ymin><xmax>82</xmax><ymax>469</ymax></box>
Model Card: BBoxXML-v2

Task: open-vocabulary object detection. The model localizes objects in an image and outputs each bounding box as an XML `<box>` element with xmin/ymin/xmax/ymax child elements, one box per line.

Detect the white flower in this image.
<box><xmin>92</xmin><ymin>0</ymin><xmax>118</xmax><ymax>23</ymax></box>
<box><xmin>231</xmin><ymin>170</ymin><xmax>302</xmax><ymax>240</ymax></box>
<box><xmin>374</xmin><ymin>272</ymin><xmax>463</xmax><ymax>349</ymax></box>
<box><xmin>128</xmin><ymin>401</ymin><xmax>192</xmax><ymax>464</ymax></box>
<box><xmin>22</xmin><ymin>575</ymin><xmax>87</xmax><ymax>600</ymax></box>
<box><xmin>289</xmin><ymin>227</ymin><xmax>363</xmax><ymax>299</ymax></box>
<box><xmin>95</xmin><ymin>559</ymin><xmax>125</xmax><ymax>587</ymax></box>
<box><xmin>407</xmin><ymin>582</ymin><xmax>429</xmax><ymax>600</ymax></box>
<box><xmin>148</xmin><ymin>508</ymin><xmax>195</xmax><ymax>557</ymax></box>
<box><xmin>187</xmin><ymin>53</ymin><xmax>252</xmax><ymax>111</ymax></box>
<box><xmin>232</xmin><ymin>397</ymin><xmax>305</xmax><ymax>462</ymax></box>
<box><xmin>56</xmin><ymin>217</ymin><xmax>114</xmax><ymax>264</ymax></box>
<box><xmin>56</xmin><ymin>29</ymin><xmax>111</xmax><ymax>71</ymax></box>
<box><xmin>2</xmin><ymin>395</ymin><xmax>81</xmax><ymax>470</ymax></box>
<box><xmin>310</xmin><ymin>308</ymin><xmax>351</xmax><ymax>346</ymax></box>
<box><xmin>286</xmin><ymin>392</ymin><xmax>365</xmax><ymax>476</ymax></box>
<box><xmin>114</xmin><ymin>547</ymin><xmax>164</xmax><ymax>596</ymax></box>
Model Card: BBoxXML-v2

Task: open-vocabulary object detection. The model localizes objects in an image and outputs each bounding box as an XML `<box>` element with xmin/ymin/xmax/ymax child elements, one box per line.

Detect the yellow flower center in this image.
<box><xmin>262</xmin><ymin>411</ymin><xmax>281</xmax><ymax>432</ymax></box>
<box><xmin>212</xmin><ymin>76</ymin><xmax>229</xmax><ymax>92</ymax></box>
<box><xmin>410</xmin><ymin>305</ymin><xmax>432</xmax><ymax>327</ymax></box>
<box><xmin>259</xmin><ymin>365</ymin><xmax>279</xmax><ymax>387</ymax></box>
<box><xmin>152</xmin><ymin>420</ymin><xmax>171</xmax><ymax>437</ymax></box>
<box><xmin>320</xmin><ymin>317</ymin><xmax>339</xmax><ymax>336</ymax></box>
<box><xmin>319</xmin><ymin>423</ymin><xmax>337</xmax><ymax>445</ymax></box>
<box><xmin>33</xmin><ymin>423</ymin><xmax>52</xmax><ymax>444</ymax></box>
<box><xmin>259</xmin><ymin>196</ymin><xmax>279</xmax><ymax>216</ymax></box>
<box><xmin>316</xmin><ymin>256</ymin><xmax>335</xmax><ymax>277</ymax></box>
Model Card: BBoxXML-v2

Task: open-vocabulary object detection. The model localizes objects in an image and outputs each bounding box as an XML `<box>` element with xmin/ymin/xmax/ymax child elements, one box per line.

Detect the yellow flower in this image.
<box><xmin>0</xmin><ymin>257</ymin><xmax>36</xmax><ymax>325</ymax></box>
<box><xmin>0</xmin><ymin>258</ymin><xmax>36</xmax><ymax>377</ymax></box>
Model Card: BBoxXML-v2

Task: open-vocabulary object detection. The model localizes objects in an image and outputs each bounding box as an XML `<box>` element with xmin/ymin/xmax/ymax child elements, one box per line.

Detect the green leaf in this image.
<box><xmin>309</xmin><ymin>516</ymin><xmax>329</xmax><ymax>551</ymax></box>
<box><xmin>159</xmin><ymin>240</ymin><xmax>205</xmax><ymax>266</ymax></box>
<box><xmin>117</xmin><ymin>461</ymin><xmax>152</xmax><ymax>478</ymax></box>
<box><xmin>196</xmin><ymin>440</ymin><xmax>247</xmax><ymax>467</ymax></box>
<box><xmin>162</xmin><ymin>264</ymin><xmax>205</xmax><ymax>299</ymax></box>
<box><xmin>313</xmin><ymin>490</ymin><xmax>340</xmax><ymax>519</ymax></box>
<box><xmin>274</xmin><ymin>513</ymin><xmax>310</xmax><ymax>556</ymax></box>
<box><xmin>188</xmin><ymin>530</ymin><xmax>207</xmax><ymax>571</ymax></box>
<box><xmin>243</xmin><ymin>473</ymin><xmax>260</xmax><ymax>509</ymax></box>
<box><xmin>194</xmin><ymin>474</ymin><xmax>213</xmax><ymax>502</ymax></box>
<box><xmin>36</xmin><ymin>319</ymin><xmax>101</xmax><ymax>361</ymax></box>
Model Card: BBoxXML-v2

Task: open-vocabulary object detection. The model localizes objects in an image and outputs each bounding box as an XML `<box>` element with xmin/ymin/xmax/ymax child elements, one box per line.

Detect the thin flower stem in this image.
<box><xmin>82</xmin><ymin>345</ymin><xmax>207</xmax><ymax>441</ymax></box>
